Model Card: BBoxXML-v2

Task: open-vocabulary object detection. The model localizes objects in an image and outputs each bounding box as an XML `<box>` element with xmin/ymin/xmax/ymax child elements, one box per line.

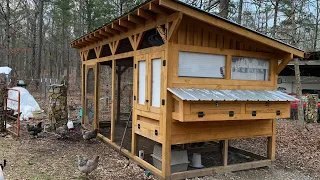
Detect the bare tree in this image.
<box><xmin>237</xmin><ymin>0</ymin><xmax>243</xmax><ymax>24</ymax></box>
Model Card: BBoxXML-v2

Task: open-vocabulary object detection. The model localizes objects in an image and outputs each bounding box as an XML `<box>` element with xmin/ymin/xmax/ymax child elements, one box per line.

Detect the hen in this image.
<box><xmin>77</xmin><ymin>155</ymin><xmax>99</xmax><ymax>176</ymax></box>
<box><xmin>82</xmin><ymin>129</ymin><xmax>98</xmax><ymax>141</ymax></box>
<box><xmin>0</xmin><ymin>160</ymin><xmax>6</xmax><ymax>180</ymax></box>
<box><xmin>56</xmin><ymin>125</ymin><xmax>69</xmax><ymax>139</ymax></box>
<box><xmin>26</xmin><ymin>122</ymin><xmax>43</xmax><ymax>137</ymax></box>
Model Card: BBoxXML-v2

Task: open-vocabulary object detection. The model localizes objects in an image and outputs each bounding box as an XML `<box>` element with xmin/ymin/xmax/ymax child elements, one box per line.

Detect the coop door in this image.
<box><xmin>136</xmin><ymin>54</ymin><xmax>149</xmax><ymax>111</ymax></box>
<box><xmin>84</xmin><ymin>64</ymin><xmax>97</xmax><ymax>130</ymax></box>
<box><xmin>149</xmin><ymin>51</ymin><xmax>164</xmax><ymax>114</ymax></box>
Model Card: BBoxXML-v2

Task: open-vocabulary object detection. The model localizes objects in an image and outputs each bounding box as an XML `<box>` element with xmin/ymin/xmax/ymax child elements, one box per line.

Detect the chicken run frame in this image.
<box><xmin>71</xmin><ymin>0</ymin><xmax>304</xmax><ymax>179</ymax></box>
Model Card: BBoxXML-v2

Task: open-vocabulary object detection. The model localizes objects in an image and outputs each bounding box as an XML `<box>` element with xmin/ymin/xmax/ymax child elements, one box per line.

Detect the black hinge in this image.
<box><xmin>252</xmin><ymin>111</ymin><xmax>257</xmax><ymax>116</ymax></box>
<box><xmin>134</xmin><ymin>96</ymin><xmax>136</xmax><ymax>100</ymax></box>
<box><xmin>163</xmin><ymin>60</ymin><xmax>166</xmax><ymax>66</ymax></box>
<box><xmin>134</xmin><ymin>64</ymin><xmax>137</xmax><ymax>69</ymax></box>
<box><xmin>155</xmin><ymin>130</ymin><xmax>158</xmax><ymax>136</ymax></box>
<box><xmin>138</xmin><ymin>124</ymin><xmax>140</xmax><ymax>129</ymax></box>
<box><xmin>198</xmin><ymin>112</ymin><xmax>205</xmax><ymax>118</ymax></box>
<box><xmin>229</xmin><ymin>111</ymin><xmax>234</xmax><ymax>117</ymax></box>
<box><xmin>162</xmin><ymin>99</ymin><xmax>165</xmax><ymax>106</ymax></box>
<box><xmin>276</xmin><ymin>110</ymin><xmax>281</xmax><ymax>116</ymax></box>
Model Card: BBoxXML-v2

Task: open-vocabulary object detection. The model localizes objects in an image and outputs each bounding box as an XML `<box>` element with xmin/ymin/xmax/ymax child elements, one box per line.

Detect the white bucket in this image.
<box><xmin>190</xmin><ymin>153</ymin><xmax>204</xmax><ymax>169</ymax></box>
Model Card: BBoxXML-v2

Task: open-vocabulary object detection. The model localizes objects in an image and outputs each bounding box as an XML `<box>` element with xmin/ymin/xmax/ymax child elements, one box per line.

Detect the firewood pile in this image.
<box><xmin>305</xmin><ymin>94</ymin><xmax>318</xmax><ymax>123</ymax></box>
<box><xmin>48</xmin><ymin>84</ymin><xmax>68</xmax><ymax>130</ymax></box>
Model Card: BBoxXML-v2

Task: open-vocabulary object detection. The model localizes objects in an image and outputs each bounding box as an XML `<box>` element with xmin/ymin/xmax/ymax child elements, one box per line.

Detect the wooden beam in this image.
<box><xmin>137</xmin><ymin>8</ymin><xmax>156</xmax><ymax>20</ymax></box>
<box><xmin>171</xmin><ymin>160</ymin><xmax>272</xmax><ymax>180</ymax></box>
<box><xmin>267</xmin><ymin>119</ymin><xmax>276</xmax><ymax>161</ymax></box>
<box><xmin>105</xmin><ymin>26</ymin><xmax>120</xmax><ymax>35</ymax></box>
<box><xmin>94</xmin><ymin>46</ymin><xmax>102</xmax><ymax>58</ymax></box>
<box><xmin>156</xmin><ymin>26</ymin><xmax>167</xmax><ymax>42</ymax></box>
<box><xmin>85</xmin><ymin>37</ymin><xmax>95</xmax><ymax>43</ymax></box>
<box><xmin>277</xmin><ymin>53</ymin><xmax>293</xmax><ymax>74</ymax></box>
<box><xmin>94</xmin><ymin>63</ymin><xmax>100</xmax><ymax>129</ymax></box>
<box><xmin>149</xmin><ymin>2</ymin><xmax>171</xmax><ymax>15</ymax></box>
<box><xmin>128</xmin><ymin>35</ymin><xmax>135</xmax><ymax>50</ymax></box>
<box><xmin>89</xmin><ymin>34</ymin><xmax>101</xmax><ymax>41</ymax></box>
<box><xmin>99</xmin><ymin>29</ymin><xmax>113</xmax><ymax>37</ymax></box>
<box><xmin>167</xmin><ymin>12</ymin><xmax>183</xmax><ymax>41</ymax></box>
<box><xmin>111</xmin><ymin>60</ymin><xmax>116</xmax><ymax>141</ymax></box>
<box><xmin>94</xmin><ymin>31</ymin><xmax>107</xmax><ymax>39</ymax></box>
<box><xmin>223</xmin><ymin>140</ymin><xmax>228</xmax><ymax>166</ymax></box>
<box><xmin>83</xmin><ymin>50</ymin><xmax>89</xmax><ymax>61</ymax></box>
<box><xmin>112</xmin><ymin>22</ymin><xmax>127</xmax><ymax>33</ymax></box>
<box><xmin>80</xmin><ymin>39</ymin><xmax>90</xmax><ymax>46</ymax></box>
<box><xmin>136</xmin><ymin>33</ymin><xmax>144</xmax><ymax>50</ymax></box>
<box><xmin>159</xmin><ymin>0</ymin><xmax>305</xmax><ymax>57</ymax></box>
<box><xmin>119</xmin><ymin>19</ymin><xmax>136</xmax><ymax>29</ymax></box>
<box><xmin>128</xmin><ymin>14</ymin><xmax>145</xmax><ymax>24</ymax></box>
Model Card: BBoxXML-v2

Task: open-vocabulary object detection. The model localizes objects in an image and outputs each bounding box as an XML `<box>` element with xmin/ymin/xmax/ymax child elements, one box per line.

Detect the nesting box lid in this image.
<box><xmin>168</xmin><ymin>88</ymin><xmax>298</xmax><ymax>102</ymax></box>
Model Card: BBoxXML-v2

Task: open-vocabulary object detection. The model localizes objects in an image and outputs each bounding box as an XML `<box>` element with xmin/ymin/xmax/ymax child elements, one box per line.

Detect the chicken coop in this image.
<box><xmin>71</xmin><ymin>0</ymin><xmax>304</xmax><ymax>179</ymax></box>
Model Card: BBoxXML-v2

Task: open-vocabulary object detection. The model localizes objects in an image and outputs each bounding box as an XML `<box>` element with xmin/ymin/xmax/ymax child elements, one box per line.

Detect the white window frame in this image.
<box><xmin>178</xmin><ymin>51</ymin><xmax>226</xmax><ymax>78</ymax></box>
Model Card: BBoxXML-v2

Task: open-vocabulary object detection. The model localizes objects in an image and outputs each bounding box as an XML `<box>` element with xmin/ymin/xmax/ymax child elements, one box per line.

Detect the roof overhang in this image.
<box><xmin>168</xmin><ymin>88</ymin><xmax>298</xmax><ymax>102</ymax></box>
<box><xmin>71</xmin><ymin>0</ymin><xmax>304</xmax><ymax>58</ymax></box>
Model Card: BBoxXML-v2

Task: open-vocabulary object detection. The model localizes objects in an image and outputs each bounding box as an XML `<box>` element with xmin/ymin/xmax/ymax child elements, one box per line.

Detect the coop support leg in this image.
<box><xmin>267</xmin><ymin>119</ymin><xmax>276</xmax><ymax>161</ymax></box>
<box><xmin>223</xmin><ymin>139</ymin><xmax>228</xmax><ymax>166</ymax></box>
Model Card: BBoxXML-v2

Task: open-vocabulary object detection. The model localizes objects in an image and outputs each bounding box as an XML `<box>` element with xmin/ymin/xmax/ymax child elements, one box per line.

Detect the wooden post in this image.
<box><xmin>293</xmin><ymin>58</ymin><xmax>304</xmax><ymax>129</ymax></box>
<box><xmin>162</xmin><ymin>44</ymin><xmax>171</xmax><ymax>179</ymax></box>
<box><xmin>94</xmin><ymin>63</ymin><xmax>100</xmax><ymax>129</ymax></box>
<box><xmin>111</xmin><ymin>60</ymin><xmax>116</xmax><ymax>141</ymax></box>
<box><xmin>267</xmin><ymin>119</ymin><xmax>276</xmax><ymax>161</ymax></box>
<box><xmin>223</xmin><ymin>140</ymin><xmax>228</xmax><ymax>166</ymax></box>
<box><xmin>117</xmin><ymin>65</ymin><xmax>121</xmax><ymax>123</ymax></box>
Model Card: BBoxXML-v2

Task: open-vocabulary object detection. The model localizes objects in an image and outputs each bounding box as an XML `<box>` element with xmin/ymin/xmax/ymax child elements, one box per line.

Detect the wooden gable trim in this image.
<box><xmin>158</xmin><ymin>0</ymin><xmax>304</xmax><ymax>57</ymax></box>
<box><xmin>277</xmin><ymin>53</ymin><xmax>293</xmax><ymax>74</ymax></box>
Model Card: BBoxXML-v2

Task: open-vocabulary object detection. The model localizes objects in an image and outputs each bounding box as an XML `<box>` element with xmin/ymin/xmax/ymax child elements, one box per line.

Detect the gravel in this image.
<box><xmin>1</xmin><ymin>119</ymin><xmax>319</xmax><ymax>179</ymax></box>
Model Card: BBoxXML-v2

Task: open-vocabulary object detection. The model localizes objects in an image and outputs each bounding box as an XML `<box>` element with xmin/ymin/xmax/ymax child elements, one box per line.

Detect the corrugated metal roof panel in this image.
<box><xmin>167</xmin><ymin>88</ymin><xmax>299</xmax><ymax>101</ymax></box>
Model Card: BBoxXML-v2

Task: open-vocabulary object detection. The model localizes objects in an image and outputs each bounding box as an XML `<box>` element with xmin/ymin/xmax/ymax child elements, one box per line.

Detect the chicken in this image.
<box><xmin>0</xmin><ymin>159</ymin><xmax>6</xmax><ymax>170</ymax></box>
<box><xmin>56</xmin><ymin>125</ymin><xmax>69</xmax><ymax>139</ymax></box>
<box><xmin>0</xmin><ymin>160</ymin><xmax>7</xmax><ymax>180</ymax></box>
<box><xmin>26</xmin><ymin>122</ymin><xmax>43</xmax><ymax>137</ymax></box>
<box><xmin>77</xmin><ymin>155</ymin><xmax>99</xmax><ymax>176</ymax></box>
<box><xmin>82</xmin><ymin>129</ymin><xmax>98</xmax><ymax>141</ymax></box>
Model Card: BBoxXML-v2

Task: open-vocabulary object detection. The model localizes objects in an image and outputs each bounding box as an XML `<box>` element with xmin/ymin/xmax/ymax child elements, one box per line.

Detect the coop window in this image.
<box><xmin>152</xmin><ymin>58</ymin><xmax>161</xmax><ymax>107</ymax></box>
<box><xmin>231</xmin><ymin>57</ymin><xmax>269</xmax><ymax>81</ymax></box>
<box><xmin>178</xmin><ymin>51</ymin><xmax>226</xmax><ymax>78</ymax></box>
<box><xmin>138</xmin><ymin>61</ymin><xmax>146</xmax><ymax>105</ymax></box>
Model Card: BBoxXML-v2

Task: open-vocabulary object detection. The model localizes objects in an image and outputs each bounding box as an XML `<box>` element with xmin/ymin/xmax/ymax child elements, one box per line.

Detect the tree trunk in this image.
<box><xmin>272</xmin><ymin>0</ymin><xmax>279</xmax><ymax>37</ymax></box>
<box><xmin>314</xmin><ymin>0</ymin><xmax>319</xmax><ymax>50</ymax></box>
<box><xmin>219</xmin><ymin>0</ymin><xmax>229</xmax><ymax>18</ymax></box>
<box><xmin>31</xmin><ymin>14</ymin><xmax>37</xmax><ymax>78</ymax></box>
<box><xmin>294</xmin><ymin>58</ymin><xmax>304</xmax><ymax>130</ymax></box>
<box><xmin>291</xmin><ymin>0</ymin><xmax>297</xmax><ymax>46</ymax></box>
<box><xmin>237</xmin><ymin>0</ymin><xmax>243</xmax><ymax>24</ymax></box>
<box><xmin>36</xmin><ymin>0</ymin><xmax>44</xmax><ymax>79</ymax></box>
<box><xmin>5</xmin><ymin>0</ymin><xmax>10</xmax><ymax>66</ymax></box>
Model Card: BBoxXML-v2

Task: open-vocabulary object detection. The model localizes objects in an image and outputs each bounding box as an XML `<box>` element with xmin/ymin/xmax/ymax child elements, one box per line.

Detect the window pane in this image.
<box><xmin>178</xmin><ymin>51</ymin><xmax>226</xmax><ymax>78</ymax></box>
<box><xmin>138</xmin><ymin>61</ymin><xmax>146</xmax><ymax>104</ymax></box>
<box><xmin>152</xmin><ymin>59</ymin><xmax>161</xmax><ymax>107</ymax></box>
<box><xmin>231</xmin><ymin>57</ymin><xmax>269</xmax><ymax>81</ymax></box>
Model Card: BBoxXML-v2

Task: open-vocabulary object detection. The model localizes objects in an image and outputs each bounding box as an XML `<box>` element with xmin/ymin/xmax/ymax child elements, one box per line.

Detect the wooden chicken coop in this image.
<box><xmin>71</xmin><ymin>0</ymin><xmax>304</xmax><ymax>179</ymax></box>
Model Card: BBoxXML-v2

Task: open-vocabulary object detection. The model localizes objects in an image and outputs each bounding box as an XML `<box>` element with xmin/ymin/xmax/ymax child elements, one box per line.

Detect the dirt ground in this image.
<box><xmin>0</xmin><ymin>119</ymin><xmax>319</xmax><ymax>180</ymax></box>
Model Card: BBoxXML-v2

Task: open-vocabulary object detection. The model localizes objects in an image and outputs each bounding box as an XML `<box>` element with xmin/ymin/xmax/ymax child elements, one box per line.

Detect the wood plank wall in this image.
<box><xmin>171</xmin><ymin>15</ymin><xmax>278</xmax><ymax>54</ymax></box>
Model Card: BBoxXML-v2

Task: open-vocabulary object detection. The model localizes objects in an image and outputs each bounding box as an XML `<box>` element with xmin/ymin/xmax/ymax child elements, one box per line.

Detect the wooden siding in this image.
<box><xmin>171</xmin><ymin>15</ymin><xmax>280</xmax><ymax>54</ymax></box>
